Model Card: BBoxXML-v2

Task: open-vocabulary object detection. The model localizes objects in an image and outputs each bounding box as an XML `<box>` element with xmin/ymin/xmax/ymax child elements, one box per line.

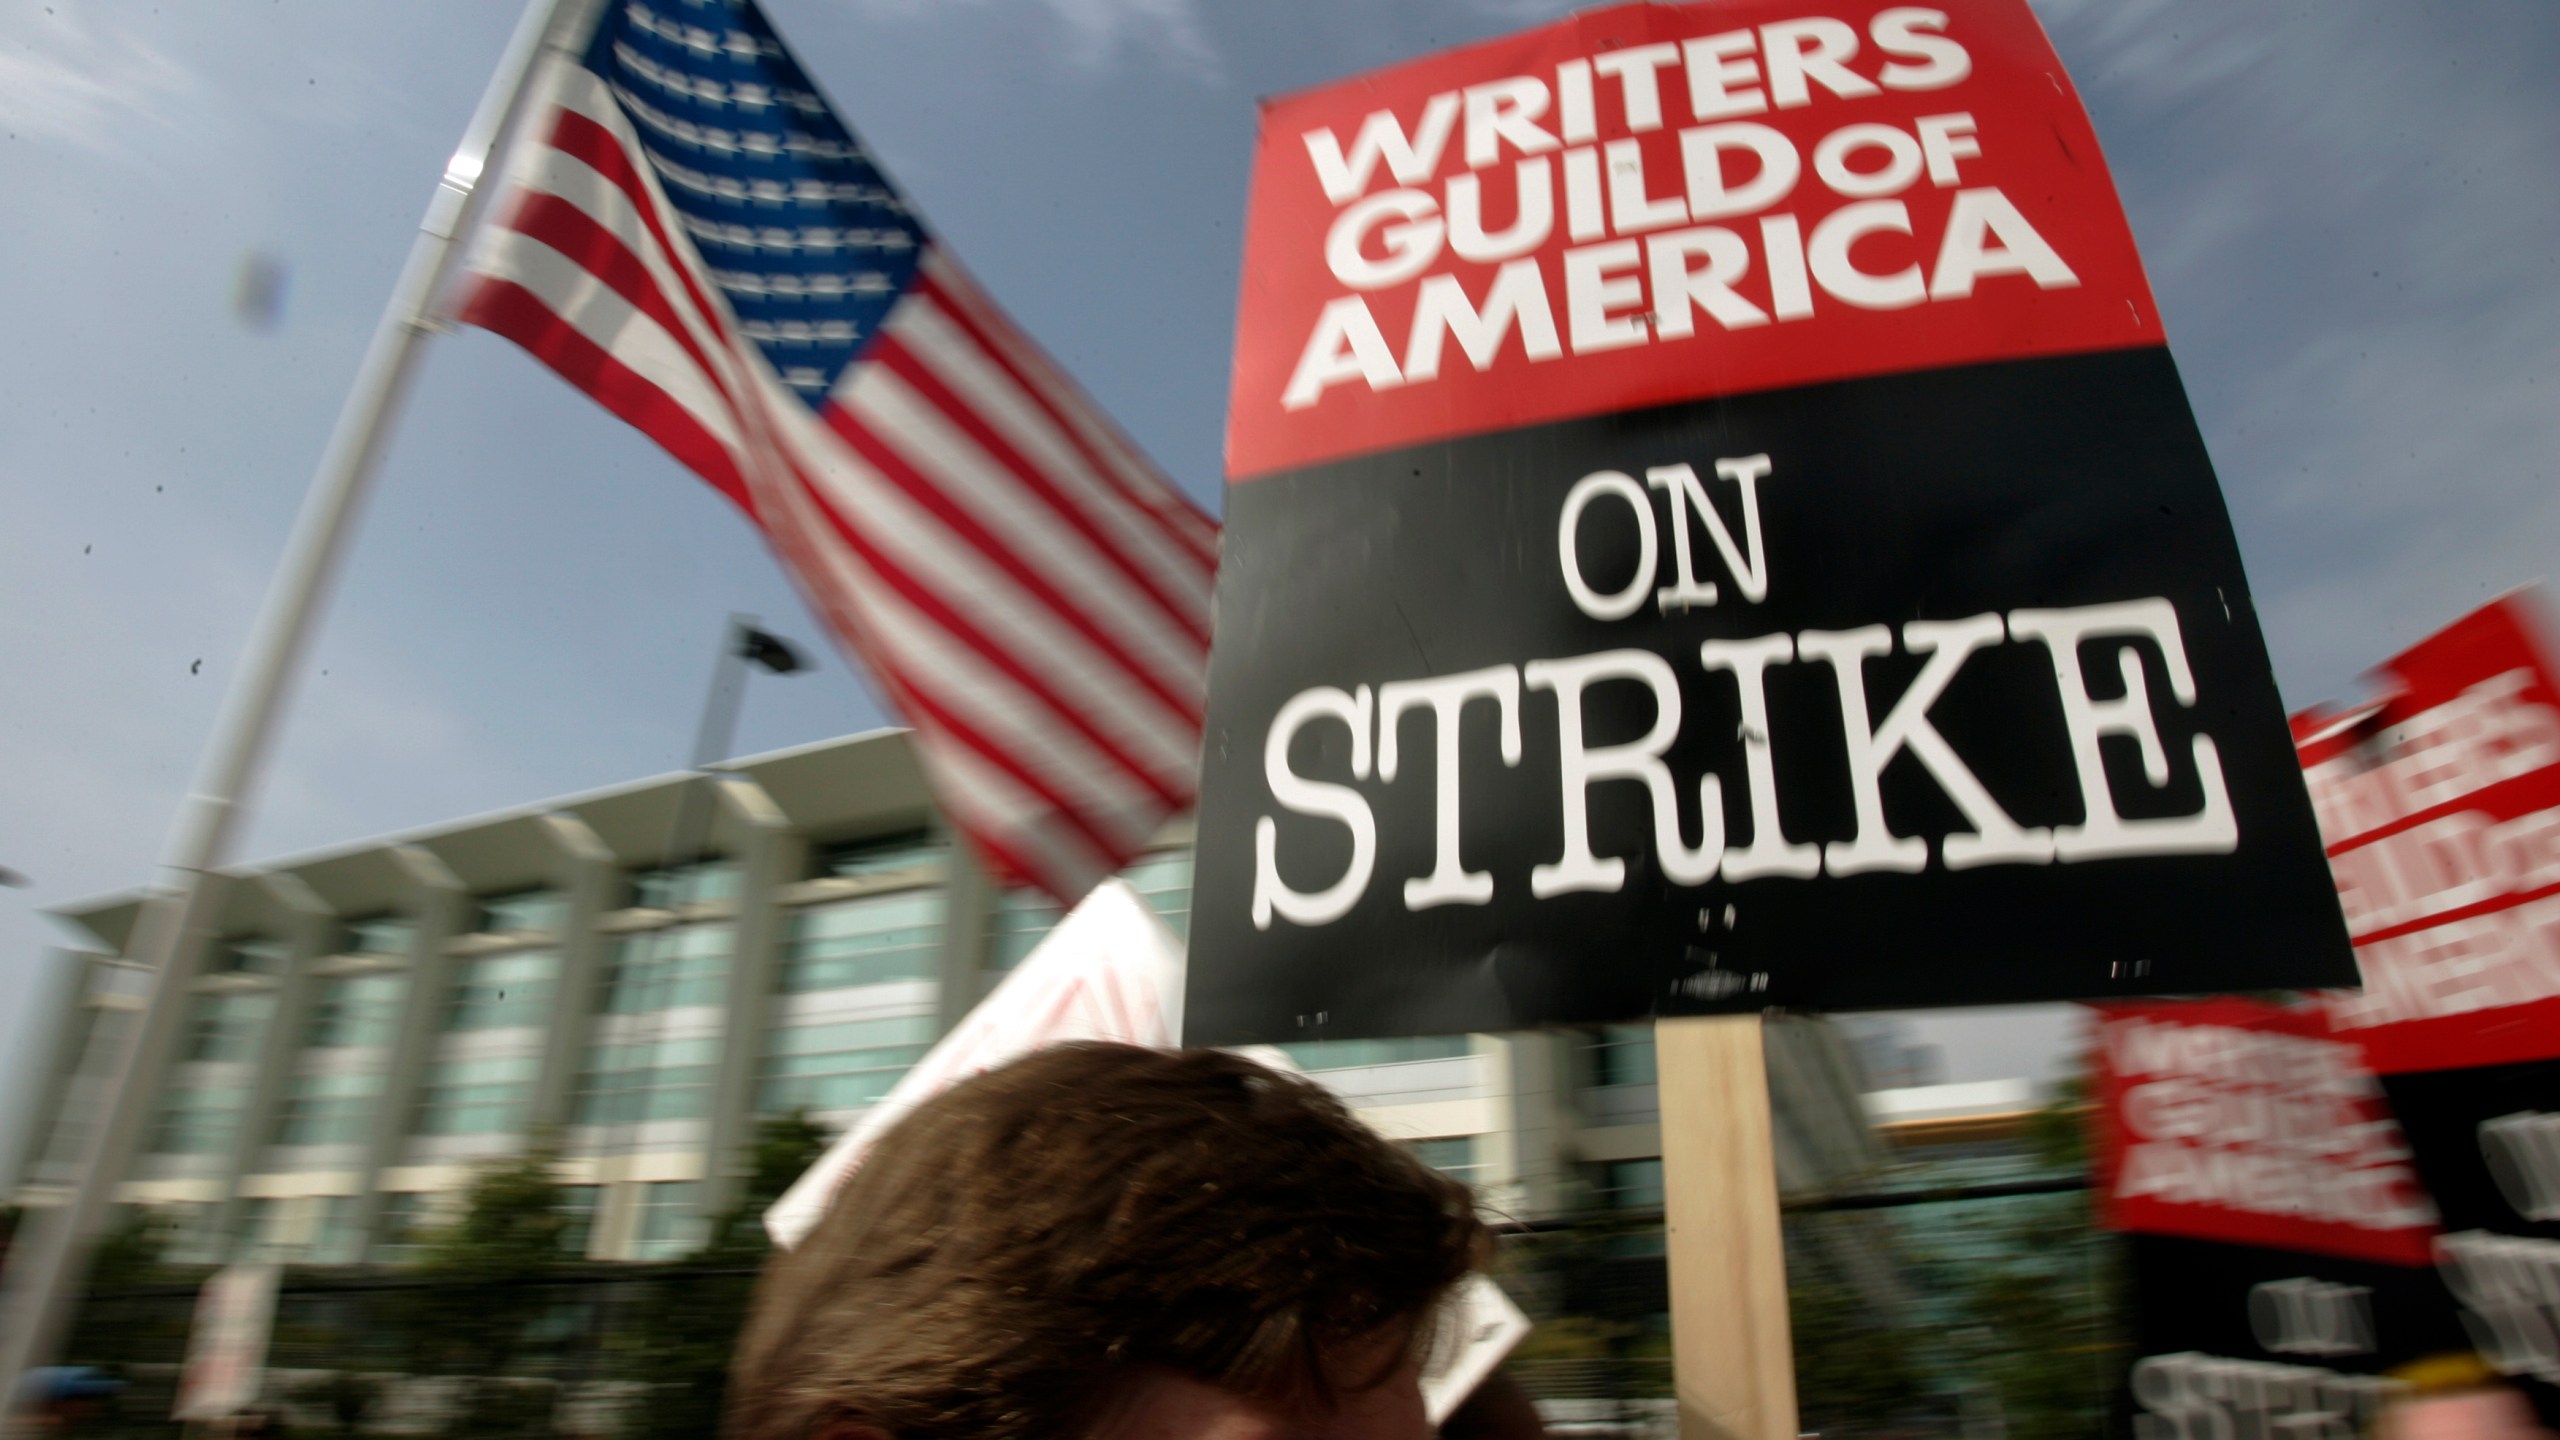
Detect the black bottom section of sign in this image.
<box><xmin>2384</xmin><ymin>1059</ymin><xmax>2560</xmax><ymax>1239</ymax></box>
<box><xmin>1188</xmin><ymin>346</ymin><xmax>2352</xmax><ymax>1045</ymax></box>
<box><xmin>2127</xmin><ymin>1235</ymin><xmax>2464</xmax><ymax>1374</ymax></box>
<box><xmin>2115</xmin><ymin>1235</ymin><xmax>2485</xmax><ymax>1440</ymax></box>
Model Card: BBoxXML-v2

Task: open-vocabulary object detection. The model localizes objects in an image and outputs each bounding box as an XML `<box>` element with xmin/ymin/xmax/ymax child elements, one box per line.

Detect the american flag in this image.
<box><xmin>451</xmin><ymin>0</ymin><xmax>1218</xmax><ymax>901</ymax></box>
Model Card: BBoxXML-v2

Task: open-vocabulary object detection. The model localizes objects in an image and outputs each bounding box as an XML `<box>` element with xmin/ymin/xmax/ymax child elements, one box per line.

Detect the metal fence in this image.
<box><xmin>46</xmin><ymin>1190</ymin><xmax>2120</xmax><ymax>1439</ymax></box>
<box><xmin>61</xmin><ymin>1266</ymin><xmax>758</xmax><ymax>1439</ymax></box>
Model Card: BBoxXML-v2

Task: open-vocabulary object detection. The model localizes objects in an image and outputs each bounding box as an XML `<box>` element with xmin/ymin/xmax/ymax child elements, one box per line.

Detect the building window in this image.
<box><xmin>1279</xmin><ymin>1035</ymin><xmax>1472</xmax><ymax>1071</ymax></box>
<box><xmin>183</xmin><ymin>991</ymin><xmax>276</xmax><ymax>1063</ymax></box>
<box><xmin>230</xmin><ymin>1198</ymin><xmax>279</xmax><ymax>1263</ymax></box>
<box><xmin>560</xmin><ymin>1185</ymin><xmax>602</xmax><ymax>1259</ymax></box>
<box><xmin>1120</xmin><ymin>851</ymin><xmax>1195</xmax><ymax>940</ymax></box>
<box><xmin>86</xmin><ymin>961</ymin><xmax>152</xmax><ymax>1003</ymax></box>
<box><xmin>780</xmin><ymin>892</ymin><xmax>943</xmax><ymax>993</ymax></box>
<box><xmin>1598</xmin><ymin>1158</ymin><xmax>1666</xmax><ymax>1212</ymax></box>
<box><xmin>631</xmin><ymin>1181</ymin><xmax>703</xmax><ymax>1261</ymax></box>
<box><xmin>305</xmin><ymin>973</ymin><xmax>405</xmax><ymax>1049</ymax></box>
<box><xmin>375</xmin><ymin>1192</ymin><xmax>431</xmax><ymax>1265</ymax></box>
<box><xmin>629</xmin><ymin>859</ymin><xmax>737</xmax><ymax>910</ymax></box>
<box><xmin>815</xmin><ymin>834</ymin><xmax>940</xmax><ymax>879</ymax></box>
<box><xmin>413</xmin><ymin>1054</ymin><xmax>541</xmax><ymax>1136</ymax></box>
<box><xmin>444</xmin><ymin>952</ymin><xmax>560</xmax><ymax>1032</ymax></box>
<box><xmin>1407</xmin><ymin>1136</ymin><xmax>1486</xmax><ymax>1186</ymax></box>
<box><xmin>28</xmin><ymin>1007</ymin><xmax>129</xmax><ymax>1182</ymax></box>
<box><xmin>987</xmin><ymin>889</ymin><xmax>1062</xmax><ymax>973</ymax></box>
<box><xmin>600</xmin><ymin>925</ymin><xmax>731</xmax><ymax>1014</ymax></box>
<box><xmin>310</xmin><ymin>1195</ymin><xmax>365</xmax><ymax>1265</ymax></box>
<box><xmin>1595</xmin><ymin>1157</ymin><xmax>1669</xmax><ymax>1255</ymax></box>
<box><xmin>274</xmin><ymin>1071</ymin><xmax>385</xmax><ymax>1146</ymax></box>
<box><xmin>988</xmin><ymin>850</ymin><xmax>1194</xmax><ymax>972</ymax></box>
<box><xmin>214</xmin><ymin>937</ymin><xmax>289</xmax><ymax>976</ymax></box>
<box><xmin>758</xmin><ymin>1014</ymin><xmax>936</xmax><ymax>1114</ymax></box>
<box><xmin>478</xmin><ymin>888</ymin><xmax>567</xmax><ymax>936</ymax></box>
<box><xmin>161</xmin><ymin>1202</ymin><xmax>222</xmax><ymax>1265</ymax></box>
<box><xmin>344</xmin><ymin>914</ymin><xmax>415</xmax><ymax>958</ymax></box>
<box><xmin>574</xmin><ymin>1036</ymin><xmax>720</xmax><ymax>1126</ymax></box>
<box><xmin>1589</xmin><ymin>1025</ymin><xmax>1658</xmax><ymax>1087</ymax></box>
<box><xmin>148</xmin><ymin>1085</ymin><xmax>251</xmax><ymax>1155</ymax></box>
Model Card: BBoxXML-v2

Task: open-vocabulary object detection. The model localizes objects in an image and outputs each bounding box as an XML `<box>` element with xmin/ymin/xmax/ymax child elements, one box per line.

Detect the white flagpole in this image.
<box><xmin>0</xmin><ymin>0</ymin><xmax>600</xmax><ymax>1386</ymax></box>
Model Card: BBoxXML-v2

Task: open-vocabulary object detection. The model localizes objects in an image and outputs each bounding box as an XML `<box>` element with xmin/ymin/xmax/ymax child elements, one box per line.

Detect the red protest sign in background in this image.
<box><xmin>2090</xmin><ymin>999</ymin><xmax>2438</xmax><ymax>1266</ymax></box>
<box><xmin>2297</xmin><ymin>594</ymin><xmax>2560</xmax><ymax>1074</ymax></box>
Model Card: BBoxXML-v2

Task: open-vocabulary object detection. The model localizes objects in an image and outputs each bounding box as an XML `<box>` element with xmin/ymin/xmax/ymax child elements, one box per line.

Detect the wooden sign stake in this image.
<box><xmin>1659</xmin><ymin>1013</ymin><xmax>1798</xmax><ymax>1440</ymax></box>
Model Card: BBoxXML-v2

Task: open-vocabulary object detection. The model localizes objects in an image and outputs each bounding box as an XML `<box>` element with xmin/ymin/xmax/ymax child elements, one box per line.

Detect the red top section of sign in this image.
<box><xmin>2295</xmin><ymin>593</ymin><xmax>2560</xmax><ymax>1075</ymax></box>
<box><xmin>1226</xmin><ymin>0</ymin><xmax>2163</xmax><ymax>480</ymax></box>
<box><xmin>2089</xmin><ymin>1000</ymin><xmax>2439</xmax><ymax>1266</ymax></box>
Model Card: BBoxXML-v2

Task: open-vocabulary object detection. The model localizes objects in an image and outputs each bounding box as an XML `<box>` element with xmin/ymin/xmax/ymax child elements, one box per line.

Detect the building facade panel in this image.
<box><xmin>11</xmin><ymin>728</ymin><xmax>1887</xmax><ymax>1272</ymax></box>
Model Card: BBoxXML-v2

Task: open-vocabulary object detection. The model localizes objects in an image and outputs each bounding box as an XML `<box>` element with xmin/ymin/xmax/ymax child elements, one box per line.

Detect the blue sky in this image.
<box><xmin>2</xmin><ymin>0</ymin><xmax>2554</xmax><ymax>1140</ymax></box>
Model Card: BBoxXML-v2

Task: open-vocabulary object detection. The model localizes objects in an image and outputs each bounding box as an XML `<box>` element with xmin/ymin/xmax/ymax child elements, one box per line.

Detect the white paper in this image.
<box><xmin>173</xmin><ymin>1262</ymin><xmax>279</xmax><ymax>1420</ymax></box>
<box><xmin>1419</xmin><ymin>1273</ymin><xmax>1537</xmax><ymax>1423</ymax></box>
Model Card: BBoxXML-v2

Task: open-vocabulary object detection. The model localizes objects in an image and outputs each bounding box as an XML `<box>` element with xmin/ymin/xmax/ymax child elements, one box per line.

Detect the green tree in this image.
<box><xmin>1788</xmin><ymin>1217</ymin><xmax>1928</xmax><ymax>1438</ymax></box>
<box><xmin>699</xmin><ymin>1108</ymin><xmax>832</xmax><ymax>1260</ymax></box>
<box><xmin>1792</xmin><ymin>1270</ymin><xmax>1925</xmax><ymax>1437</ymax></box>
<box><xmin>615</xmin><ymin>1110</ymin><xmax>832</xmax><ymax>1440</ymax></box>
<box><xmin>395</xmin><ymin>1145</ymin><xmax>580</xmax><ymax>1440</ymax></box>
<box><xmin>1938</xmin><ymin>1197</ymin><xmax>2122</xmax><ymax>1438</ymax></box>
<box><xmin>1937</xmin><ymin>1082</ymin><xmax>2125</xmax><ymax>1440</ymax></box>
<box><xmin>60</xmin><ymin>1206</ymin><xmax>201</xmax><ymax>1394</ymax></box>
<box><xmin>416</xmin><ymin>1148</ymin><xmax>573</xmax><ymax>1273</ymax></box>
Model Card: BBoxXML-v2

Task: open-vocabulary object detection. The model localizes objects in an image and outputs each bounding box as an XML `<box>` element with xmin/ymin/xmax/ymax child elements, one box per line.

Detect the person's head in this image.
<box><xmin>2379</xmin><ymin>1357</ymin><xmax>2555</xmax><ymax>1440</ymax></box>
<box><xmin>728</xmin><ymin>1043</ymin><xmax>1487</xmax><ymax>1440</ymax></box>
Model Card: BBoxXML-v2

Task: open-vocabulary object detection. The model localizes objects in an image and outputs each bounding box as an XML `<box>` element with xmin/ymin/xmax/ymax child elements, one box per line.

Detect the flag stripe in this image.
<box><xmin>497</xmin><ymin>140</ymin><xmax>744</xmax><ymax>376</ymax></box>
<box><xmin>833</xmin><ymin>364</ymin><xmax>1205</xmax><ymax>695</ymax></box>
<box><xmin>911</xmin><ymin>263</ymin><xmax>1218</xmax><ymax>561</ymax></box>
<box><xmin>744</xmin><ymin>449</ymin><xmax>1165</xmax><ymax>859</ymax></box>
<box><xmin>466</xmin><ymin>230</ymin><xmax>748</xmax><ymax>464</ymax></box>
<box><xmin>455</xmin><ymin>29</ymin><xmax>1214</xmax><ymax>903</ymax></box>
<box><xmin>795</xmin><ymin>414</ymin><xmax>1200</xmax><ymax>776</ymax></box>
<box><xmin>779</xmin><ymin>459</ymin><xmax>1191</xmax><ymax>809</ymax></box>
<box><xmin>865</xmin><ymin>659</ymin><xmax>1131</xmax><ymax>865</ymax></box>
<box><xmin>764</xmin><ymin>484</ymin><xmax>1171</xmax><ymax>867</ymax></box>
<box><xmin>884</xmin><ymin>296</ymin><xmax>1212</xmax><ymax>611</ymax></box>
<box><xmin>726</xmin><ymin>460</ymin><xmax>1067</xmax><ymax>869</ymax></box>
<box><xmin>870</xmin><ymin>327</ymin><xmax>1210</xmax><ymax>643</ymax></box>
<box><xmin>917</xmin><ymin>740</ymin><xmax>1111</xmax><ymax>895</ymax></box>
<box><xmin>457</xmin><ymin>277</ymin><xmax>753</xmax><ymax>513</ymax></box>
<box><xmin>498</xmin><ymin>192</ymin><xmax>738</xmax><ymax>411</ymax></box>
<box><xmin>912</xmin><ymin>265</ymin><xmax>1219</xmax><ymax>566</ymax></box>
<box><xmin>545</xmin><ymin>105</ymin><xmax>743</xmax><ymax>361</ymax></box>
<box><xmin>748</xmin><ymin>482</ymin><xmax>1112</xmax><ymax>892</ymax></box>
<box><xmin>491</xmin><ymin>130</ymin><xmax>770</xmax><ymax>467</ymax></box>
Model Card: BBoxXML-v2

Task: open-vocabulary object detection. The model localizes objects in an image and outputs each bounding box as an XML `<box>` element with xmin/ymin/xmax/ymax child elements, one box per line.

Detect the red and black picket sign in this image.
<box><xmin>2089</xmin><ymin>996</ymin><xmax>2560</xmax><ymax>1435</ymax></box>
<box><xmin>2116</xmin><ymin>1235</ymin><xmax>2464</xmax><ymax>1440</ymax></box>
<box><xmin>2298</xmin><ymin>595</ymin><xmax>2560</xmax><ymax>1076</ymax></box>
<box><xmin>2088</xmin><ymin>1000</ymin><xmax>2440</xmax><ymax>1268</ymax></box>
<box><xmin>1185</xmin><ymin>0</ymin><xmax>2350</xmax><ymax>1044</ymax></box>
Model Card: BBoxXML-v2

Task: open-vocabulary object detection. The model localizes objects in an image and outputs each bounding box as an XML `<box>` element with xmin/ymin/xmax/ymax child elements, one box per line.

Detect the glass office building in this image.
<box><xmin>6</xmin><ymin>728</ymin><xmax>1882</xmax><ymax>1265</ymax></box>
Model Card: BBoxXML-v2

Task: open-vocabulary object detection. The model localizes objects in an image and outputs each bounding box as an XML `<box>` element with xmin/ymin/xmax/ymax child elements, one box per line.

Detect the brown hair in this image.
<box><xmin>727</xmin><ymin>1043</ymin><xmax>1486</xmax><ymax>1440</ymax></box>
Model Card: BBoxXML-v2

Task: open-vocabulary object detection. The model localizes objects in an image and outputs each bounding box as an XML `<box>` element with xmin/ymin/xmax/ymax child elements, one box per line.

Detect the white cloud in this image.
<box><xmin>1047</xmin><ymin>0</ymin><xmax>1218</xmax><ymax>76</ymax></box>
<box><xmin>0</xmin><ymin>9</ymin><xmax>203</xmax><ymax>161</ymax></box>
<box><xmin>845</xmin><ymin>0</ymin><xmax>1221</xmax><ymax>79</ymax></box>
<box><xmin>2029</xmin><ymin>0</ymin><xmax>2560</xmax><ymax>707</ymax></box>
<box><xmin>1449</xmin><ymin>0</ymin><xmax>1575</xmax><ymax>24</ymax></box>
